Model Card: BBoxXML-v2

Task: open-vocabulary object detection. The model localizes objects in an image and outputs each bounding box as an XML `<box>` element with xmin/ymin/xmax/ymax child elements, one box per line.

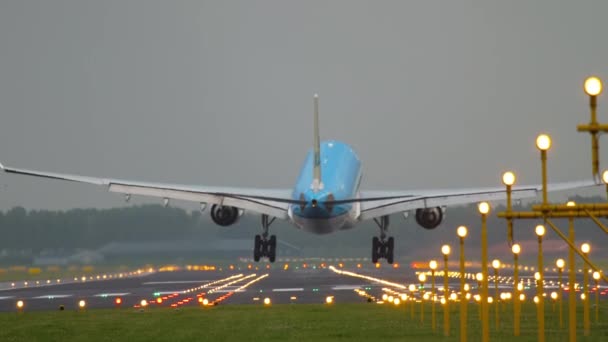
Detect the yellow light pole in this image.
<box><xmin>478</xmin><ymin>202</ymin><xmax>491</xmax><ymax>342</ymax></box>
<box><xmin>580</xmin><ymin>76</ymin><xmax>604</xmax><ymax>181</ymax></box>
<box><xmin>556</xmin><ymin>258</ymin><xmax>565</xmax><ymax>329</ymax></box>
<box><xmin>476</xmin><ymin>272</ymin><xmax>484</xmax><ymax>321</ymax></box>
<box><xmin>502</xmin><ymin>171</ymin><xmax>516</xmax><ymax>244</ymax></box>
<box><xmin>566</xmin><ymin>200</ymin><xmax>577</xmax><ymax>341</ymax></box>
<box><xmin>419</xmin><ymin>273</ymin><xmax>427</xmax><ymax>324</ymax></box>
<box><xmin>536</xmin><ymin>134</ymin><xmax>551</xmax><ymax>205</ymax></box>
<box><xmin>593</xmin><ymin>271</ymin><xmax>600</xmax><ymax>324</ymax></box>
<box><xmin>512</xmin><ymin>243</ymin><xmax>521</xmax><ymax>336</ymax></box>
<box><xmin>409</xmin><ymin>284</ymin><xmax>416</xmax><ymax>319</ymax></box>
<box><xmin>581</xmin><ymin>242</ymin><xmax>591</xmax><ymax>336</ymax></box>
<box><xmin>603</xmin><ymin>170</ymin><xmax>608</xmax><ymax>201</ymax></box>
<box><xmin>492</xmin><ymin>259</ymin><xmax>501</xmax><ymax>331</ymax></box>
<box><xmin>457</xmin><ymin>225</ymin><xmax>468</xmax><ymax>342</ymax></box>
<box><xmin>429</xmin><ymin>260</ymin><xmax>438</xmax><ymax>332</ymax></box>
<box><xmin>536</xmin><ymin>224</ymin><xmax>546</xmax><ymax>342</ymax></box>
<box><xmin>441</xmin><ymin>244</ymin><xmax>451</xmax><ymax>337</ymax></box>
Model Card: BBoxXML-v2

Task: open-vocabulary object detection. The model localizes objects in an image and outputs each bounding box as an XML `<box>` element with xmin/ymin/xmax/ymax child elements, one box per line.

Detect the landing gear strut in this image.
<box><xmin>254</xmin><ymin>215</ymin><xmax>277</xmax><ymax>262</ymax></box>
<box><xmin>372</xmin><ymin>216</ymin><xmax>394</xmax><ymax>264</ymax></box>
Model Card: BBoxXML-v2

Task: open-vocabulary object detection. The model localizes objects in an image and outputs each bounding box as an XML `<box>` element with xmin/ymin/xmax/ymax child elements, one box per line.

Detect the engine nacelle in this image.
<box><xmin>415</xmin><ymin>207</ymin><xmax>443</xmax><ymax>230</ymax></box>
<box><xmin>210</xmin><ymin>205</ymin><xmax>240</xmax><ymax>226</ymax></box>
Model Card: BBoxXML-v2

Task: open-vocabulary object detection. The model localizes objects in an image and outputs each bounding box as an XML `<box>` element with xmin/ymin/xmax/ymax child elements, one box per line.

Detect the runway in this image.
<box><xmin>0</xmin><ymin>263</ymin><xmax>604</xmax><ymax>312</ymax></box>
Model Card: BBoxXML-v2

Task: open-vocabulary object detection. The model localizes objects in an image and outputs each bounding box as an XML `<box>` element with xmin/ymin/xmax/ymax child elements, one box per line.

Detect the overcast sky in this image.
<box><xmin>0</xmin><ymin>1</ymin><xmax>607</xmax><ymax>210</ymax></box>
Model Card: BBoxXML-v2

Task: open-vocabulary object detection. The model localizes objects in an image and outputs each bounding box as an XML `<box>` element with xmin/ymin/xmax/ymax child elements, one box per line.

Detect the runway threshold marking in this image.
<box><xmin>272</xmin><ymin>288</ymin><xmax>304</xmax><ymax>292</ymax></box>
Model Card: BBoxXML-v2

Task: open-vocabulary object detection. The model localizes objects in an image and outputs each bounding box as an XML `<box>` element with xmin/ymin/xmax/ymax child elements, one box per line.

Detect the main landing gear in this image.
<box><xmin>372</xmin><ymin>216</ymin><xmax>394</xmax><ymax>264</ymax></box>
<box><xmin>254</xmin><ymin>215</ymin><xmax>276</xmax><ymax>263</ymax></box>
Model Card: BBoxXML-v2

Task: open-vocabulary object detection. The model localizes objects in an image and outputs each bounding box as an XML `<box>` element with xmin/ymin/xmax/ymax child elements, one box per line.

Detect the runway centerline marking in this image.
<box><xmin>272</xmin><ymin>288</ymin><xmax>304</xmax><ymax>292</ymax></box>
<box><xmin>94</xmin><ymin>293</ymin><xmax>130</xmax><ymax>297</ymax></box>
<box><xmin>332</xmin><ymin>285</ymin><xmax>365</xmax><ymax>290</ymax></box>
<box><xmin>142</xmin><ymin>280</ymin><xmax>212</xmax><ymax>285</ymax></box>
<box><xmin>32</xmin><ymin>294</ymin><xmax>73</xmax><ymax>299</ymax></box>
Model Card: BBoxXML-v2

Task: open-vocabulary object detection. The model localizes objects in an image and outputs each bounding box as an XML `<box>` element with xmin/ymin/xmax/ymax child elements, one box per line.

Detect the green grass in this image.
<box><xmin>0</xmin><ymin>302</ymin><xmax>607</xmax><ymax>342</ymax></box>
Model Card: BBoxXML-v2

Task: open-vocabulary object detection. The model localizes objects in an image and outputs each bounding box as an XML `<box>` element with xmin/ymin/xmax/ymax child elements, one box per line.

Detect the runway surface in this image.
<box><xmin>0</xmin><ymin>263</ymin><xmax>604</xmax><ymax>312</ymax></box>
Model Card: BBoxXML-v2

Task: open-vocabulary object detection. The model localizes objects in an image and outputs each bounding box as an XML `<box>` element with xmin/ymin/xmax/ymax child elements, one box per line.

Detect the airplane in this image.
<box><xmin>0</xmin><ymin>95</ymin><xmax>598</xmax><ymax>263</ymax></box>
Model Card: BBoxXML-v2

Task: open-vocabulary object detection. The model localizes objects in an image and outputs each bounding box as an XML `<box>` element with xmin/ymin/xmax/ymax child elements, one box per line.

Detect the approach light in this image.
<box><xmin>492</xmin><ymin>259</ymin><xmax>501</xmax><ymax>270</ymax></box>
<box><xmin>536</xmin><ymin>134</ymin><xmax>552</xmax><ymax>151</ymax></box>
<box><xmin>79</xmin><ymin>300</ymin><xmax>86</xmax><ymax>309</ymax></box>
<box><xmin>534</xmin><ymin>296</ymin><xmax>539</xmax><ymax>304</ymax></box>
<box><xmin>202</xmin><ymin>298</ymin><xmax>209</xmax><ymax>306</ymax></box>
<box><xmin>263</xmin><ymin>298</ymin><xmax>271</xmax><ymax>305</ymax></box>
<box><xmin>418</xmin><ymin>274</ymin><xmax>427</xmax><ymax>282</ymax></box>
<box><xmin>603</xmin><ymin>170</ymin><xmax>608</xmax><ymax>184</ymax></box>
<box><xmin>464</xmin><ymin>284</ymin><xmax>470</xmax><ymax>292</ymax></box>
<box><xmin>394</xmin><ymin>298</ymin><xmax>401</xmax><ymax>306</ymax></box>
<box><xmin>140</xmin><ymin>299</ymin><xmax>148</xmax><ymax>307</ymax></box>
<box><xmin>512</xmin><ymin>243</ymin><xmax>521</xmax><ymax>255</ymax></box>
<box><xmin>325</xmin><ymin>296</ymin><xmax>334</xmax><ymax>304</ymax></box>
<box><xmin>551</xmin><ymin>292</ymin><xmax>558</xmax><ymax>300</ymax></box>
<box><xmin>566</xmin><ymin>201</ymin><xmax>576</xmax><ymax>207</ymax></box>
<box><xmin>16</xmin><ymin>300</ymin><xmax>24</xmax><ymax>309</ymax></box>
<box><xmin>534</xmin><ymin>272</ymin><xmax>541</xmax><ymax>281</ymax></box>
<box><xmin>535</xmin><ymin>225</ymin><xmax>546</xmax><ymax>237</ymax></box>
<box><xmin>156</xmin><ymin>297</ymin><xmax>163</xmax><ymax>304</ymax></box>
<box><xmin>457</xmin><ymin>226</ymin><xmax>468</xmax><ymax>238</ymax></box>
<box><xmin>450</xmin><ymin>293</ymin><xmax>458</xmax><ymax>301</ymax></box>
<box><xmin>476</xmin><ymin>273</ymin><xmax>483</xmax><ymax>282</ymax></box>
<box><xmin>441</xmin><ymin>245</ymin><xmax>451</xmax><ymax>256</ymax></box>
<box><xmin>584</xmin><ymin>76</ymin><xmax>603</xmax><ymax>96</ymax></box>
<box><xmin>429</xmin><ymin>260</ymin><xmax>438</xmax><ymax>270</ymax></box>
<box><xmin>478</xmin><ymin>202</ymin><xmax>490</xmax><ymax>215</ymax></box>
<box><xmin>593</xmin><ymin>271</ymin><xmax>600</xmax><ymax>280</ymax></box>
<box><xmin>409</xmin><ymin>284</ymin><xmax>417</xmax><ymax>292</ymax></box>
<box><xmin>556</xmin><ymin>259</ymin><xmax>565</xmax><ymax>269</ymax></box>
<box><xmin>502</xmin><ymin>171</ymin><xmax>516</xmax><ymax>186</ymax></box>
<box><xmin>581</xmin><ymin>243</ymin><xmax>591</xmax><ymax>254</ymax></box>
<box><xmin>520</xmin><ymin>294</ymin><xmax>526</xmax><ymax>301</ymax></box>
<box><xmin>115</xmin><ymin>298</ymin><xmax>122</xmax><ymax>305</ymax></box>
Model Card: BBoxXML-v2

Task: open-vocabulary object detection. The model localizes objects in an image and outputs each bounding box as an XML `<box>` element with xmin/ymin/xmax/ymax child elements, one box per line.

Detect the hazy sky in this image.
<box><xmin>1</xmin><ymin>1</ymin><xmax>607</xmax><ymax>210</ymax></box>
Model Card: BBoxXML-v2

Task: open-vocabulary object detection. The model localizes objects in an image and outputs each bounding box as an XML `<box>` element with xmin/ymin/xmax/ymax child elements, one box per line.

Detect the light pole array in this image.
<box><xmin>457</xmin><ymin>225</ymin><xmax>468</xmax><ymax>342</ymax></box>
<box><xmin>441</xmin><ymin>244</ymin><xmax>451</xmax><ymax>337</ymax></box>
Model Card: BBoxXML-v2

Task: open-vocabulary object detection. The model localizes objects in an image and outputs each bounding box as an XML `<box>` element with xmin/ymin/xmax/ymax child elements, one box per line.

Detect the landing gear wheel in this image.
<box><xmin>372</xmin><ymin>237</ymin><xmax>379</xmax><ymax>263</ymax></box>
<box><xmin>253</xmin><ymin>235</ymin><xmax>262</xmax><ymax>262</ymax></box>
<box><xmin>386</xmin><ymin>237</ymin><xmax>394</xmax><ymax>264</ymax></box>
<box><xmin>268</xmin><ymin>235</ymin><xmax>277</xmax><ymax>263</ymax></box>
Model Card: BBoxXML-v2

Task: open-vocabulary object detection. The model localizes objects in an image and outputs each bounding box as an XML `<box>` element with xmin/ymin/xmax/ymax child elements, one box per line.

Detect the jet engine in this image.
<box><xmin>415</xmin><ymin>207</ymin><xmax>443</xmax><ymax>229</ymax></box>
<box><xmin>210</xmin><ymin>205</ymin><xmax>240</xmax><ymax>226</ymax></box>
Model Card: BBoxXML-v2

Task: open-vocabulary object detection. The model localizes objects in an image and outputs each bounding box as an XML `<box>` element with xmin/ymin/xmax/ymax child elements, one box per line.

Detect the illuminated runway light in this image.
<box><xmin>326</xmin><ymin>296</ymin><xmax>334</xmax><ymax>304</ymax></box>
<box><xmin>115</xmin><ymin>298</ymin><xmax>122</xmax><ymax>305</ymax></box>
<box><xmin>202</xmin><ymin>298</ymin><xmax>209</xmax><ymax>306</ymax></box>
<box><xmin>140</xmin><ymin>299</ymin><xmax>148</xmax><ymax>307</ymax></box>
<box><xmin>78</xmin><ymin>300</ymin><xmax>86</xmax><ymax>309</ymax></box>
<box><xmin>16</xmin><ymin>300</ymin><xmax>24</xmax><ymax>310</ymax></box>
<box><xmin>156</xmin><ymin>298</ymin><xmax>163</xmax><ymax>304</ymax></box>
<box><xmin>263</xmin><ymin>298</ymin><xmax>271</xmax><ymax>305</ymax></box>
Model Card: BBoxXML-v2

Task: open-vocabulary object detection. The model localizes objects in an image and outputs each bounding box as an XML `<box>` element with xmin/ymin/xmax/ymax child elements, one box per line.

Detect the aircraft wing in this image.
<box><xmin>355</xmin><ymin>180</ymin><xmax>598</xmax><ymax>220</ymax></box>
<box><xmin>0</xmin><ymin>162</ymin><xmax>296</xmax><ymax>219</ymax></box>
